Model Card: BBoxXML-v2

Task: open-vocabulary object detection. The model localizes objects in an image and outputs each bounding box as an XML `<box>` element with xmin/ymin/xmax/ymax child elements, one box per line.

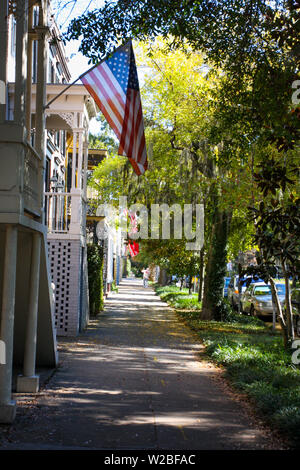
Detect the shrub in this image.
<box><xmin>223</xmin><ymin>311</ymin><xmax>266</xmax><ymax>327</ymax></box>
<box><xmin>111</xmin><ymin>281</ymin><xmax>118</xmax><ymax>292</ymax></box>
<box><xmin>173</xmin><ymin>295</ymin><xmax>202</xmax><ymax>310</ymax></box>
<box><xmin>87</xmin><ymin>244</ymin><xmax>104</xmax><ymax>316</ymax></box>
<box><xmin>155</xmin><ymin>284</ymin><xmax>202</xmax><ymax>310</ymax></box>
<box><xmin>273</xmin><ymin>407</ymin><xmax>300</xmax><ymax>438</ymax></box>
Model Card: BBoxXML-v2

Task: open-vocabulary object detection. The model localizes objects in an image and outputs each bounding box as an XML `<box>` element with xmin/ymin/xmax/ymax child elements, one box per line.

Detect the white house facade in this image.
<box><xmin>0</xmin><ymin>0</ymin><xmax>97</xmax><ymax>423</ymax></box>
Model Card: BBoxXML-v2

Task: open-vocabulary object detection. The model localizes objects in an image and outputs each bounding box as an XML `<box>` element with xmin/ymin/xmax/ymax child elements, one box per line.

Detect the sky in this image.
<box><xmin>51</xmin><ymin>1</ymin><xmax>149</xmax><ymax>136</ymax></box>
<box><xmin>52</xmin><ymin>1</ymin><xmax>106</xmax><ymax>134</ymax></box>
<box><xmin>52</xmin><ymin>0</ymin><xmax>105</xmax><ymax>79</ymax></box>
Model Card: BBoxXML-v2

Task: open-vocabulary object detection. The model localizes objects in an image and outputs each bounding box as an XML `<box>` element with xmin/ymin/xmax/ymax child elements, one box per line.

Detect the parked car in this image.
<box><xmin>227</xmin><ymin>276</ymin><xmax>241</xmax><ymax>309</ymax></box>
<box><xmin>241</xmin><ymin>282</ymin><xmax>286</xmax><ymax>317</ymax></box>
<box><xmin>223</xmin><ymin>277</ymin><xmax>231</xmax><ymax>298</ymax></box>
<box><xmin>227</xmin><ymin>275</ymin><xmax>257</xmax><ymax>310</ymax></box>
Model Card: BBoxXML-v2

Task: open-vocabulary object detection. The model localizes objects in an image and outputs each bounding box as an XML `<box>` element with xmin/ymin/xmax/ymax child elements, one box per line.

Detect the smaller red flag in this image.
<box><xmin>128</xmin><ymin>241</ymin><xmax>139</xmax><ymax>257</ymax></box>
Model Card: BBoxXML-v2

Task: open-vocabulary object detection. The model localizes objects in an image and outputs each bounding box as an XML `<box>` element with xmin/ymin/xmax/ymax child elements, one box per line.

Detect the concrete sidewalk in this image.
<box><xmin>0</xmin><ymin>278</ymin><xmax>281</xmax><ymax>450</ymax></box>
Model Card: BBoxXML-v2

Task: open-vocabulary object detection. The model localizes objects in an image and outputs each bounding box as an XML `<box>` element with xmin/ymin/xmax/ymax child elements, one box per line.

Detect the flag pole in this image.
<box><xmin>44</xmin><ymin>40</ymin><xmax>132</xmax><ymax>110</ymax></box>
<box><xmin>44</xmin><ymin>62</ymin><xmax>99</xmax><ymax>109</ymax></box>
<box><xmin>44</xmin><ymin>75</ymin><xmax>82</xmax><ymax>109</ymax></box>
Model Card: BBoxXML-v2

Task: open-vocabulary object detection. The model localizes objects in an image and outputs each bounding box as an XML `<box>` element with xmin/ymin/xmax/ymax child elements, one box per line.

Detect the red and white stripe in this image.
<box><xmin>81</xmin><ymin>62</ymin><xmax>126</xmax><ymax>140</ymax></box>
<box><xmin>119</xmin><ymin>89</ymin><xmax>147</xmax><ymax>176</ymax></box>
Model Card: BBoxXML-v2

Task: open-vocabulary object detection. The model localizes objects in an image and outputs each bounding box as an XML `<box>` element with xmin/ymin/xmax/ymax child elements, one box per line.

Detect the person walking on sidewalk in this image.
<box><xmin>142</xmin><ymin>267</ymin><xmax>150</xmax><ymax>288</ymax></box>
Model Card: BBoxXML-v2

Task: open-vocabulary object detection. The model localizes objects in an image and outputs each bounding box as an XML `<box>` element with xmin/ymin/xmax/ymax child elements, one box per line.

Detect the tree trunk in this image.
<box><xmin>188</xmin><ymin>274</ymin><xmax>193</xmax><ymax>295</ymax></box>
<box><xmin>198</xmin><ymin>247</ymin><xmax>204</xmax><ymax>302</ymax></box>
<box><xmin>282</xmin><ymin>260</ymin><xmax>294</xmax><ymax>346</ymax></box>
<box><xmin>237</xmin><ymin>263</ymin><xmax>242</xmax><ymax>315</ymax></box>
<box><xmin>159</xmin><ymin>268</ymin><xmax>168</xmax><ymax>286</ymax></box>
<box><xmin>148</xmin><ymin>263</ymin><xmax>156</xmax><ymax>282</ymax></box>
<box><xmin>201</xmin><ymin>209</ymin><xmax>230</xmax><ymax>320</ymax></box>
<box><xmin>269</xmin><ymin>277</ymin><xmax>289</xmax><ymax>348</ymax></box>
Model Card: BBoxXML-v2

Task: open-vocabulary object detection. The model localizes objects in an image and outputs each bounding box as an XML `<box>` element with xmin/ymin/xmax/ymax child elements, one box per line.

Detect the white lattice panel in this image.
<box><xmin>48</xmin><ymin>240</ymin><xmax>72</xmax><ymax>335</ymax></box>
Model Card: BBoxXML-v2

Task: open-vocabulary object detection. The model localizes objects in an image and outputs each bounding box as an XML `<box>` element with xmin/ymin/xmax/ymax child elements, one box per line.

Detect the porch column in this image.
<box><xmin>35</xmin><ymin>21</ymin><xmax>49</xmax><ymax>222</ymax></box>
<box><xmin>69</xmin><ymin>129</ymin><xmax>80</xmax><ymax>234</ymax></box>
<box><xmin>69</xmin><ymin>191</ymin><xmax>81</xmax><ymax>234</ymax></box>
<box><xmin>77</xmin><ymin>129</ymin><xmax>83</xmax><ymax>190</ymax></box>
<box><xmin>25</xmin><ymin>5</ymin><xmax>34</xmax><ymax>138</ymax></box>
<box><xmin>0</xmin><ymin>0</ymin><xmax>9</xmax><ymax>123</ymax></box>
<box><xmin>17</xmin><ymin>232</ymin><xmax>41</xmax><ymax>393</ymax></box>
<box><xmin>71</xmin><ymin>131</ymin><xmax>77</xmax><ymax>189</ymax></box>
<box><xmin>70</xmin><ymin>126</ymin><xmax>83</xmax><ymax>234</ymax></box>
<box><xmin>35</xmin><ymin>25</ymin><xmax>48</xmax><ymax>153</ymax></box>
<box><xmin>0</xmin><ymin>225</ymin><xmax>18</xmax><ymax>423</ymax></box>
<box><xmin>83</xmin><ymin>142</ymin><xmax>89</xmax><ymax>200</ymax></box>
<box><xmin>14</xmin><ymin>0</ymin><xmax>28</xmax><ymax>127</ymax></box>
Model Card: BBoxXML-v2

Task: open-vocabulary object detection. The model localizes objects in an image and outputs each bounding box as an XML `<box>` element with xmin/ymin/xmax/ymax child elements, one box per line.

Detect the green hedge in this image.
<box><xmin>87</xmin><ymin>244</ymin><xmax>104</xmax><ymax>316</ymax></box>
<box><xmin>154</xmin><ymin>284</ymin><xmax>202</xmax><ymax>310</ymax></box>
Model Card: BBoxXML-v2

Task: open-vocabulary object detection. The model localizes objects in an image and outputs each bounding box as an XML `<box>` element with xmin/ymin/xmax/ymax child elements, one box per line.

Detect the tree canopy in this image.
<box><xmin>65</xmin><ymin>0</ymin><xmax>299</xmax><ymax>152</ymax></box>
<box><xmin>65</xmin><ymin>0</ymin><xmax>299</xmax><ymax>68</ymax></box>
<box><xmin>66</xmin><ymin>1</ymin><xmax>300</xmax><ymax>341</ymax></box>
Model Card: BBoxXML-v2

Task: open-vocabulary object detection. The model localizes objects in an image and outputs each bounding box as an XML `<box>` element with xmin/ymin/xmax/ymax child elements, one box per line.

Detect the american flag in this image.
<box><xmin>81</xmin><ymin>41</ymin><xmax>148</xmax><ymax>176</ymax></box>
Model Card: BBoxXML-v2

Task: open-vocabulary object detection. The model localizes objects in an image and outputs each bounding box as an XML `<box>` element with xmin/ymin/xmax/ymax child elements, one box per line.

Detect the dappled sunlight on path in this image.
<box><xmin>0</xmin><ymin>277</ymin><xmax>278</xmax><ymax>450</ymax></box>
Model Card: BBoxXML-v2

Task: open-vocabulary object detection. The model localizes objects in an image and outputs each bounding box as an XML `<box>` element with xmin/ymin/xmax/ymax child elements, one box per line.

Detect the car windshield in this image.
<box><xmin>253</xmin><ymin>284</ymin><xmax>286</xmax><ymax>296</ymax></box>
<box><xmin>254</xmin><ymin>286</ymin><xmax>271</xmax><ymax>296</ymax></box>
